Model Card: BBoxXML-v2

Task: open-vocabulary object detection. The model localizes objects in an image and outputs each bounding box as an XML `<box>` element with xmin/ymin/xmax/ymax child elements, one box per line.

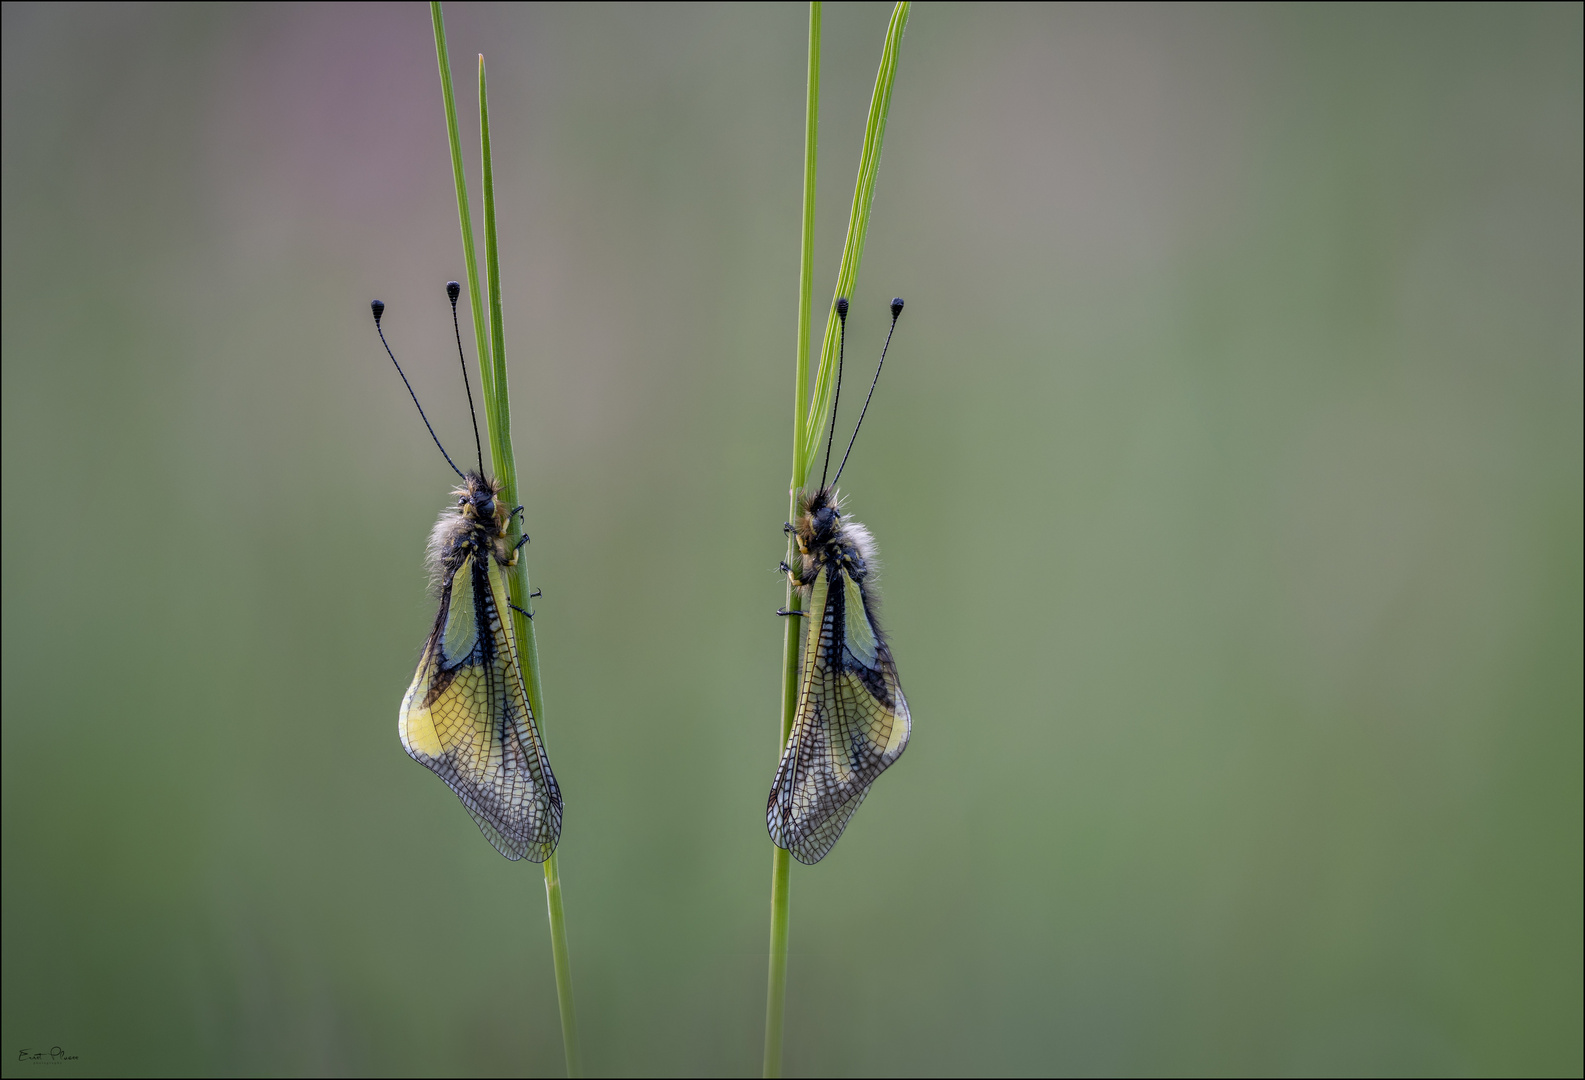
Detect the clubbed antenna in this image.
<box><xmin>831</xmin><ymin>297</ymin><xmax>903</xmax><ymax>487</ymax></box>
<box><xmin>820</xmin><ymin>297</ymin><xmax>850</xmax><ymax>490</ymax></box>
<box><xmin>371</xmin><ymin>299</ymin><xmax>465</xmax><ymax>480</ymax></box>
<box><xmin>447</xmin><ymin>281</ymin><xmax>486</xmax><ymax>476</ymax></box>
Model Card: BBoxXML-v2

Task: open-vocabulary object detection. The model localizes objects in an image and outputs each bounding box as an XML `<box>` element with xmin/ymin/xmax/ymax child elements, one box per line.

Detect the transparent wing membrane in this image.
<box><xmin>768</xmin><ymin>568</ymin><xmax>910</xmax><ymax>864</ymax></box>
<box><xmin>400</xmin><ymin>554</ymin><xmax>562</xmax><ymax>861</ymax></box>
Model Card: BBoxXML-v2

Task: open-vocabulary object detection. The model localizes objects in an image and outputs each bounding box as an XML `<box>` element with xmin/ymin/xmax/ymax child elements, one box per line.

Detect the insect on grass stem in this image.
<box><xmin>765</xmin><ymin>4</ymin><xmax>911</xmax><ymax>1077</ymax></box>
<box><xmin>431</xmin><ymin>3</ymin><xmax>582</xmax><ymax>1073</ymax></box>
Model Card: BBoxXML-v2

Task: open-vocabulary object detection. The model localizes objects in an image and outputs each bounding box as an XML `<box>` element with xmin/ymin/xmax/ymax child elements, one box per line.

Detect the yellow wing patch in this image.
<box><xmin>399</xmin><ymin>553</ymin><xmax>562</xmax><ymax>861</ymax></box>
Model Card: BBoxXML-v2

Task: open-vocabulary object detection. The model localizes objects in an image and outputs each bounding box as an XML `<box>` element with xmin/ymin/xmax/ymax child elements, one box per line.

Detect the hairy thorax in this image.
<box><xmin>427</xmin><ymin>472</ymin><xmax>517</xmax><ymax>587</ymax></box>
<box><xmin>791</xmin><ymin>485</ymin><xmax>876</xmax><ymax>588</ymax></box>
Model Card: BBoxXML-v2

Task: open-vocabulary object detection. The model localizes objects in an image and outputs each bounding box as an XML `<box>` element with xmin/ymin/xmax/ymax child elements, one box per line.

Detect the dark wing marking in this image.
<box><xmin>767</xmin><ymin>567</ymin><xmax>910</xmax><ymax>864</ymax></box>
<box><xmin>400</xmin><ymin>552</ymin><xmax>562</xmax><ymax>861</ymax></box>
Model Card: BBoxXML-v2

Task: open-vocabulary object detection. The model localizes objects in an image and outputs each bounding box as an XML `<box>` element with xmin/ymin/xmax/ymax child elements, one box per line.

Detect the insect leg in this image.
<box><xmin>513</xmin><ymin>534</ymin><xmax>530</xmax><ymax>553</ymax></box>
<box><xmin>782</xmin><ymin>560</ymin><xmax>819</xmax><ymax>586</ymax></box>
<box><xmin>775</xmin><ymin>608</ymin><xmax>808</xmax><ymax>617</ymax></box>
<box><xmin>510</xmin><ymin>601</ymin><xmax>535</xmax><ymax>620</ymax></box>
<box><xmin>508</xmin><ymin>506</ymin><xmax>530</xmax><ymax>549</ymax></box>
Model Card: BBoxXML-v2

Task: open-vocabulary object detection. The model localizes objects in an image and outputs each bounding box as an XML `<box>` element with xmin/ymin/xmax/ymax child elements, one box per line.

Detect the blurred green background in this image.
<box><xmin>2</xmin><ymin>3</ymin><xmax>1580</xmax><ymax>1075</ymax></box>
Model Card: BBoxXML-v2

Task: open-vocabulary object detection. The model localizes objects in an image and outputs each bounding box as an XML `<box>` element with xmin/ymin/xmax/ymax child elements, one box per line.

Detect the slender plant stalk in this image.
<box><xmin>763</xmin><ymin>5</ymin><xmax>909</xmax><ymax>1077</ymax></box>
<box><xmin>432</xmin><ymin>6</ymin><xmax>582</xmax><ymax>1076</ymax></box>
<box><xmin>431</xmin><ymin>4</ymin><xmax>493</xmax><ymax>406</ymax></box>
<box><xmin>763</xmin><ymin>5</ymin><xmax>820</xmax><ymax>1076</ymax></box>
<box><xmin>798</xmin><ymin>1</ymin><xmax>911</xmax><ymax>486</ymax></box>
<box><xmin>478</xmin><ymin>58</ymin><xmax>583</xmax><ymax>1080</ymax></box>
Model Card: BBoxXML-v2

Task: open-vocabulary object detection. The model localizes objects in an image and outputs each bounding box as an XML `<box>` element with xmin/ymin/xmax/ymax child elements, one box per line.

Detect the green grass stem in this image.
<box><xmin>763</xmin><ymin>4</ymin><xmax>821</xmax><ymax>1075</ymax></box>
<box><xmin>431</xmin><ymin>4</ymin><xmax>492</xmax><ymax>406</ymax></box>
<box><xmin>432</xmin><ymin>6</ymin><xmax>582</xmax><ymax>1076</ymax></box>
<box><xmin>797</xmin><ymin>2</ymin><xmax>911</xmax><ymax>486</ymax></box>
<box><xmin>764</xmin><ymin>5</ymin><xmax>909</xmax><ymax>1077</ymax></box>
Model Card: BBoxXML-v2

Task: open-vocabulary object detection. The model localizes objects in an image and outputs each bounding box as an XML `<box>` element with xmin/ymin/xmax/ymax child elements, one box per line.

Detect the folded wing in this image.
<box><xmin>400</xmin><ymin>553</ymin><xmax>562</xmax><ymax>861</ymax></box>
<box><xmin>768</xmin><ymin>569</ymin><xmax>910</xmax><ymax>864</ymax></box>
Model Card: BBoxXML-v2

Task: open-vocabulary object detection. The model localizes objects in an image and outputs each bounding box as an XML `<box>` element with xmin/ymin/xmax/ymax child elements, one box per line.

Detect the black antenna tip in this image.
<box><xmin>370</xmin><ymin>299</ymin><xmax>385</xmax><ymax>323</ymax></box>
<box><xmin>891</xmin><ymin>297</ymin><xmax>904</xmax><ymax>317</ymax></box>
<box><xmin>446</xmin><ymin>281</ymin><xmax>461</xmax><ymax>303</ymax></box>
<box><xmin>836</xmin><ymin>297</ymin><xmax>849</xmax><ymax>317</ymax></box>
